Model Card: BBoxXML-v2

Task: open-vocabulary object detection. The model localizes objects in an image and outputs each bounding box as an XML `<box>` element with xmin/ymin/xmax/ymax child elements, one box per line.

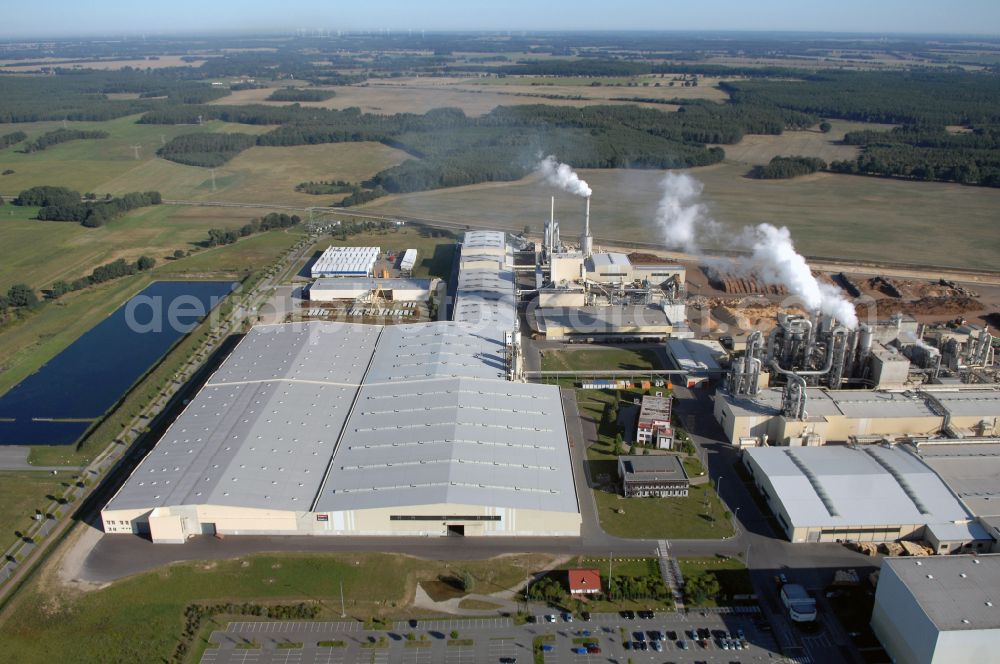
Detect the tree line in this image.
<box><xmin>48</xmin><ymin>255</ymin><xmax>156</xmax><ymax>298</ymax></box>
<box><xmin>294</xmin><ymin>179</ymin><xmax>354</xmax><ymax>194</ymax></box>
<box><xmin>831</xmin><ymin>124</ymin><xmax>1000</xmax><ymax>186</ymax></box>
<box><xmin>205</xmin><ymin>212</ymin><xmax>301</xmax><ymax>247</ymax></box>
<box><xmin>21</xmin><ymin>129</ymin><xmax>109</xmax><ymax>152</ymax></box>
<box><xmin>14</xmin><ymin>186</ymin><xmax>162</xmax><ymax>227</ymax></box>
<box><xmin>0</xmin><ymin>131</ymin><xmax>26</xmax><ymax>149</ymax></box>
<box><xmin>156</xmin><ymin>132</ymin><xmax>257</xmax><ymax>167</ymax></box>
<box><xmin>266</xmin><ymin>87</ymin><xmax>336</xmax><ymax>102</ymax></box>
<box><xmin>748</xmin><ymin>155</ymin><xmax>827</xmax><ymax>179</ymax></box>
<box><xmin>722</xmin><ymin>71</ymin><xmax>1000</xmax><ymax>126</ymax></box>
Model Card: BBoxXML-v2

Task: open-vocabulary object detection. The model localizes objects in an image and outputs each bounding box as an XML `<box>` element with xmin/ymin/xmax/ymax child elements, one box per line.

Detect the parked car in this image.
<box><xmin>580</xmin><ymin>611</ymin><xmax>591</xmax><ymax>622</ymax></box>
<box><xmin>545</xmin><ymin>614</ymin><xmax>556</xmax><ymax>623</ymax></box>
<box><xmin>586</xmin><ymin>645</ymin><xmax>601</xmax><ymax>654</ymax></box>
<box><xmin>620</xmin><ymin>610</ymin><xmax>636</xmax><ymax>620</ymax></box>
<box><xmin>677</xmin><ymin>639</ymin><xmax>690</xmax><ymax>650</ymax></box>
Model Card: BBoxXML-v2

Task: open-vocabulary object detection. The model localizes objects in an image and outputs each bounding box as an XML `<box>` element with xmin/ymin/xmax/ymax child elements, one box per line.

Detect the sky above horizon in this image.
<box><xmin>1</xmin><ymin>0</ymin><xmax>999</xmax><ymax>38</ymax></box>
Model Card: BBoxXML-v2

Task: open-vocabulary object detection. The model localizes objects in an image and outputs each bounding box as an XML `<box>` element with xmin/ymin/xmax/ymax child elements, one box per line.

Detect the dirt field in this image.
<box><xmin>363</xmin><ymin>162</ymin><xmax>1000</xmax><ymax>270</ymax></box>
<box><xmin>0</xmin><ymin>55</ymin><xmax>206</xmax><ymax>71</ymax></box>
<box><xmin>210</xmin><ymin>76</ymin><xmax>717</xmax><ymax>116</ymax></box>
<box><xmin>713</xmin><ymin>120</ymin><xmax>894</xmax><ymax>166</ymax></box>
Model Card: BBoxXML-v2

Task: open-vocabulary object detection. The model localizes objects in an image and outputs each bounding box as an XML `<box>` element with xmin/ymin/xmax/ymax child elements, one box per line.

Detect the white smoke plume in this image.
<box><xmin>655</xmin><ymin>171</ymin><xmax>721</xmax><ymax>254</ymax></box>
<box><xmin>538</xmin><ymin>155</ymin><xmax>592</xmax><ymax>198</ymax></box>
<box><xmin>655</xmin><ymin>172</ymin><xmax>858</xmax><ymax>329</ymax></box>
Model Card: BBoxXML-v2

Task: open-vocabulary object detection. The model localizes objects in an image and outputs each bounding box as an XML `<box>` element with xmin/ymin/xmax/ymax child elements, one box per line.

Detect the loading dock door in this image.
<box><xmin>201</xmin><ymin>522</ymin><xmax>217</xmax><ymax>536</ymax></box>
<box><xmin>447</xmin><ymin>524</ymin><xmax>465</xmax><ymax>537</ymax></box>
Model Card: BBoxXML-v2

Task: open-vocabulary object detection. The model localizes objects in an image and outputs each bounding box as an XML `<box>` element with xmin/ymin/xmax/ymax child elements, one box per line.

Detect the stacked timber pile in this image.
<box><xmin>869</xmin><ymin>276</ymin><xmax>904</xmax><ymax>298</ymax></box>
<box><xmin>704</xmin><ymin>267</ymin><xmax>788</xmax><ymax>295</ymax></box>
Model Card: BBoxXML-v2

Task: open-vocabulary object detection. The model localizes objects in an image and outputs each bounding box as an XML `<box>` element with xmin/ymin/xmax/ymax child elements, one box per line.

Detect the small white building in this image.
<box><xmin>311</xmin><ymin>246</ymin><xmax>380</xmax><ymax>278</ymax></box>
<box><xmin>399</xmin><ymin>249</ymin><xmax>417</xmax><ymax>275</ymax></box>
<box><xmin>872</xmin><ymin>554</ymin><xmax>1000</xmax><ymax>664</ymax></box>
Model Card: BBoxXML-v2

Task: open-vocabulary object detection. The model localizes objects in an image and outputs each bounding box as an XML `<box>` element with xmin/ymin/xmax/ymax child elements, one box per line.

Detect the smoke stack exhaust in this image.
<box><xmin>549</xmin><ymin>196</ymin><xmax>555</xmax><ymax>257</ymax></box>
<box><xmin>581</xmin><ymin>195</ymin><xmax>593</xmax><ymax>257</ymax></box>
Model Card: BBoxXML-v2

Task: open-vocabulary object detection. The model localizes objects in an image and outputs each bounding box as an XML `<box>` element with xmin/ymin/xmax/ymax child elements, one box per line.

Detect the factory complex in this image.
<box><xmin>102</xmin><ymin>231</ymin><xmax>581</xmax><ymax>542</ymax></box>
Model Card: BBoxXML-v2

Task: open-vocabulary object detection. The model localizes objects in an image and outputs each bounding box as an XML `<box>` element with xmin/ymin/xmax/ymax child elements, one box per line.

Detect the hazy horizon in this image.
<box><xmin>1</xmin><ymin>0</ymin><xmax>998</xmax><ymax>40</ymax></box>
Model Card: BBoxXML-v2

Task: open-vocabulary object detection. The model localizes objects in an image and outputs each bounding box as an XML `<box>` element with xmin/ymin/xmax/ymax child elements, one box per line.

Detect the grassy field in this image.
<box><xmin>0</xmin><ymin>551</ymin><xmax>554</xmax><ymax>663</ymax></box>
<box><xmin>212</xmin><ymin>77</ymin><xmax>719</xmax><ymax>116</ymax></box>
<box><xmin>0</xmin><ymin>115</ymin><xmax>272</xmax><ymax>195</ymax></box>
<box><xmin>363</xmin><ymin>161</ymin><xmax>1000</xmax><ymax>270</ymax></box>
<box><xmin>591</xmin><ymin>482</ymin><xmax>733</xmax><ymax>540</ymax></box>
<box><xmin>540</xmin><ymin>347</ymin><xmax>662</xmax><ymax>372</ymax></box>
<box><xmin>0</xmin><ymin>113</ymin><xmax>409</xmax><ymax>208</ymax></box>
<box><xmin>0</xmin><ymin>471</ymin><xmax>69</xmax><ymax>541</ymax></box>
<box><xmin>712</xmin><ymin>120</ymin><xmax>892</xmax><ymax>166</ymax></box>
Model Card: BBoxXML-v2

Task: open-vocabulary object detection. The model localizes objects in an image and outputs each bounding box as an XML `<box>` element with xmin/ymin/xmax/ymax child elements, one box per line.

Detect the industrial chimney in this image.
<box><xmin>580</xmin><ymin>196</ymin><xmax>593</xmax><ymax>257</ymax></box>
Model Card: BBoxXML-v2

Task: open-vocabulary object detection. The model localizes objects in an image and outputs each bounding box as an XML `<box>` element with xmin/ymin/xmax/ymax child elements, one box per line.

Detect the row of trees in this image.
<box><xmin>20</xmin><ymin>129</ymin><xmax>109</xmax><ymax>152</ymax></box>
<box><xmin>205</xmin><ymin>212</ymin><xmax>301</xmax><ymax>246</ymax></box>
<box><xmin>156</xmin><ymin>132</ymin><xmax>257</xmax><ymax>167</ymax></box>
<box><xmin>266</xmin><ymin>87</ymin><xmax>336</xmax><ymax>102</ymax></box>
<box><xmin>723</xmin><ymin>71</ymin><xmax>1000</xmax><ymax>126</ymax></box>
<box><xmin>0</xmin><ymin>130</ymin><xmax>26</xmax><ymax>149</ymax></box>
<box><xmin>295</xmin><ymin>179</ymin><xmax>354</xmax><ymax>194</ymax></box>
<box><xmin>48</xmin><ymin>255</ymin><xmax>156</xmax><ymax>298</ymax></box>
<box><xmin>831</xmin><ymin>124</ymin><xmax>1000</xmax><ymax>187</ymax></box>
<box><xmin>748</xmin><ymin>155</ymin><xmax>827</xmax><ymax>179</ymax></box>
<box><xmin>33</xmin><ymin>190</ymin><xmax>162</xmax><ymax>227</ymax></box>
<box><xmin>13</xmin><ymin>185</ymin><xmax>81</xmax><ymax>207</ymax></box>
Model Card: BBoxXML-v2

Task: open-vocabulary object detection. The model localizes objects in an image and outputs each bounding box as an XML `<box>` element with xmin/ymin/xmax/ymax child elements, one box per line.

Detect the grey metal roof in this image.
<box><xmin>539</xmin><ymin>305</ymin><xmax>671</xmax><ymax>333</ymax></box>
<box><xmin>883</xmin><ymin>554</ymin><xmax>1000</xmax><ymax>631</ymax></box>
<box><xmin>462</xmin><ymin>231</ymin><xmax>506</xmax><ymax>251</ymax></box>
<box><xmin>366</xmin><ymin>322</ymin><xmax>507</xmax><ymax>382</ymax></box>
<box><xmin>745</xmin><ymin>445</ymin><xmax>977</xmax><ymax>530</ymax></box>
<box><xmin>910</xmin><ymin>443</ymin><xmax>1000</xmax><ymax>518</ymax></box>
<box><xmin>587</xmin><ymin>252</ymin><xmax>630</xmax><ymax>270</ymax></box>
<box><xmin>106</xmin><ymin>232</ymin><xmax>579</xmax><ymax>519</ymax></box>
<box><xmin>311</xmin><ymin>278</ymin><xmax>430</xmax><ymax>291</ymax></box>
<box><xmin>933</xmin><ymin>390</ymin><xmax>1000</xmax><ymax>419</ymax></box>
<box><xmin>721</xmin><ymin>388</ymin><xmax>938</xmax><ymax>421</ymax></box>
<box><xmin>315</xmin><ymin>377</ymin><xmax>578</xmax><ymax>513</ymax></box>
<box><xmin>619</xmin><ymin>455</ymin><xmax>688</xmax><ymax>483</ymax></box>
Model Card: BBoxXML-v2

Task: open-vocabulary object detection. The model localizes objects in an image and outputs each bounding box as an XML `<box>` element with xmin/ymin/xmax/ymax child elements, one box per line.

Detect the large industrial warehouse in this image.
<box><xmin>102</xmin><ymin>231</ymin><xmax>582</xmax><ymax>542</ymax></box>
<box><xmin>742</xmin><ymin>445</ymin><xmax>991</xmax><ymax>549</ymax></box>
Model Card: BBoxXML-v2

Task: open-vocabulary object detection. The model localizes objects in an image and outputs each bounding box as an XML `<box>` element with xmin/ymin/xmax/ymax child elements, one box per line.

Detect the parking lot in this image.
<box><xmin>202</xmin><ymin>609</ymin><xmax>796</xmax><ymax>664</ymax></box>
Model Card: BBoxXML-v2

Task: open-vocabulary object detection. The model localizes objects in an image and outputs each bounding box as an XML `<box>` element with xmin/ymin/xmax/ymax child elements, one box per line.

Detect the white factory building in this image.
<box><xmin>102</xmin><ymin>231</ymin><xmax>582</xmax><ymax>542</ymax></box>
<box><xmin>871</xmin><ymin>554</ymin><xmax>1000</xmax><ymax>664</ymax></box>
<box><xmin>309</xmin><ymin>278</ymin><xmax>431</xmax><ymax>302</ymax></box>
<box><xmin>310</xmin><ymin>246</ymin><xmax>380</xmax><ymax>278</ymax></box>
<box><xmin>742</xmin><ymin>445</ymin><xmax>991</xmax><ymax>548</ymax></box>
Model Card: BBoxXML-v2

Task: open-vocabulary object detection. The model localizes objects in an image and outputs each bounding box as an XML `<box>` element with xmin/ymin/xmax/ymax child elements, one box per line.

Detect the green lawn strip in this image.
<box><xmin>533</xmin><ymin>634</ymin><xmax>555</xmax><ymax>664</ymax></box>
<box><xmin>539</xmin><ymin>347</ymin><xmax>661</xmax><ymax>373</ymax></box>
<box><xmin>317</xmin><ymin>640</ymin><xmax>346</xmax><ymax>648</ymax></box>
<box><xmin>235</xmin><ymin>641</ymin><xmax>261</xmax><ymax>649</ymax></box>
<box><xmin>572</xmin><ymin>636</ymin><xmax>599</xmax><ymax>644</ymax></box>
<box><xmin>592</xmin><ymin>483</ymin><xmax>733</xmax><ymax>539</ymax></box>
<box><xmin>0</xmin><ymin>471</ymin><xmax>73</xmax><ymax>542</ymax></box>
<box><xmin>0</xmin><ymin>552</ymin><xmax>550</xmax><ymax>663</ymax></box>
<box><xmin>447</xmin><ymin>638</ymin><xmax>474</xmax><ymax>646</ymax></box>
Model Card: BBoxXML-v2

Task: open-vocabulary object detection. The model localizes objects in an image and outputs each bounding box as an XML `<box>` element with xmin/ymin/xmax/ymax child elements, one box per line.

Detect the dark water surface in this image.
<box><xmin>0</xmin><ymin>280</ymin><xmax>235</xmax><ymax>445</ymax></box>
